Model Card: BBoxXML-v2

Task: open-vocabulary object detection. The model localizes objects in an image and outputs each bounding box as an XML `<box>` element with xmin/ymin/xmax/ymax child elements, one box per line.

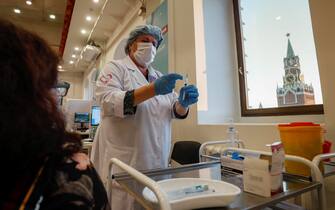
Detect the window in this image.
<box><xmin>233</xmin><ymin>0</ymin><xmax>323</xmax><ymax>116</ymax></box>
<box><xmin>195</xmin><ymin>0</ymin><xmax>240</xmax><ymax>124</ymax></box>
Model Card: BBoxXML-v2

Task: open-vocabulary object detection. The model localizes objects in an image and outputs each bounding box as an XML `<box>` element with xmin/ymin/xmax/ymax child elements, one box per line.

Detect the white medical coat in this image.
<box><xmin>90</xmin><ymin>56</ymin><xmax>180</xmax><ymax>210</ymax></box>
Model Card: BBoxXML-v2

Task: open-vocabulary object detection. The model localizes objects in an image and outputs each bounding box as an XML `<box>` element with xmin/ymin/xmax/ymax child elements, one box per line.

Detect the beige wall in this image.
<box><xmin>309</xmin><ymin>1</ymin><xmax>335</xmax><ymax>209</ymax></box>
<box><xmin>58</xmin><ymin>72</ymin><xmax>84</xmax><ymax>99</ymax></box>
<box><xmin>309</xmin><ymin>0</ymin><xmax>335</xmax><ymax>143</ymax></box>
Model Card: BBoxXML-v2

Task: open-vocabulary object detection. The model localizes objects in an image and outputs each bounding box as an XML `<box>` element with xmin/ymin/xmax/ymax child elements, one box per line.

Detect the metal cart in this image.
<box><xmin>313</xmin><ymin>153</ymin><xmax>335</xmax><ymax>178</ymax></box>
<box><xmin>312</xmin><ymin>153</ymin><xmax>335</xmax><ymax>208</ymax></box>
<box><xmin>108</xmin><ymin>151</ymin><xmax>323</xmax><ymax>210</ymax></box>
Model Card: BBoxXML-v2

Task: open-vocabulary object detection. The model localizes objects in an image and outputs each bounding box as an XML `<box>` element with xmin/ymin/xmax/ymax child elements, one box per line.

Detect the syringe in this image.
<box><xmin>166</xmin><ymin>184</ymin><xmax>213</xmax><ymax>200</ymax></box>
<box><xmin>184</xmin><ymin>74</ymin><xmax>189</xmax><ymax>87</ymax></box>
<box><xmin>182</xmin><ymin>74</ymin><xmax>189</xmax><ymax>101</ymax></box>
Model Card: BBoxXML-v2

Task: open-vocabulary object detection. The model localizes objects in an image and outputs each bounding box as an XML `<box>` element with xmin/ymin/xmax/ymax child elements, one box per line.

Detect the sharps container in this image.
<box><xmin>278</xmin><ymin>122</ymin><xmax>323</xmax><ymax>176</ymax></box>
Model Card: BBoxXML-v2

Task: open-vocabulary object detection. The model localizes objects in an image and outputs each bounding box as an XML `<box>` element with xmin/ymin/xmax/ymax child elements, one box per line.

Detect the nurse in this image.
<box><xmin>90</xmin><ymin>25</ymin><xmax>199</xmax><ymax>209</ymax></box>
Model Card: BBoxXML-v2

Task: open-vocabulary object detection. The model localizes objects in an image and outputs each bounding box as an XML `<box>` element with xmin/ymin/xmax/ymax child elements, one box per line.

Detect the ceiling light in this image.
<box><xmin>275</xmin><ymin>16</ymin><xmax>281</xmax><ymax>20</ymax></box>
<box><xmin>138</xmin><ymin>3</ymin><xmax>146</xmax><ymax>17</ymax></box>
<box><xmin>71</xmin><ymin>54</ymin><xmax>76</xmax><ymax>58</ymax></box>
<box><xmin>58</xmin><ymin>65</ymin><xmax>62</xmax><ymax>69</ymax></box>
<box><xmin>86</xmin><ymin>15</ymin><xmax>92</xmax><ymax>22</ymax></box>
<box><xmin>26</xmin><ymin>1</ymin><xmax>32</xmax><ymax>5</ymax></box>
<box><xmin>14</xmin><ymin>9</ymin><xmax>21</xmax><ymax>14</ymax></box>
<box><xmin>49</xmin><ymin>14</ymin><xmax>56</xmax><ymax>19</ymax></box>
<box><xmin>93</xmin><ymin>0</ymin><xmax>99</xmax><ymax>3</ymax></box>
<box><xmin>69</xmin><ymin>60</ymin><xmax>74</xmax><ymax>64</ymax></box>
<box><xmin>81</xmin><ymin>29</ymin><xmax>87</xmax><ymax>34</ymax></box>
<box><xmin>74</xmin><ymin>47</ymin><xmax>80</xmax><ymax>51</ymax></box>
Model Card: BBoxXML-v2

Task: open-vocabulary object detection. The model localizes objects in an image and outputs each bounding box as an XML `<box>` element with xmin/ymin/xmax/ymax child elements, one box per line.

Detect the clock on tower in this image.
<box><xmin>285</xmin><ymin>73</ymin><xmax>295</xmax><ymax>84</ymax></box>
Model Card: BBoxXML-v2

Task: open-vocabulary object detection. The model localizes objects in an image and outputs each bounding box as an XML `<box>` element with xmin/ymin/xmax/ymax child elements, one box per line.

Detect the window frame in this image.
<box><xmin>232</xmin><ymin>0</ymin><xmax>324</xmax><ymax>117</ymax></box>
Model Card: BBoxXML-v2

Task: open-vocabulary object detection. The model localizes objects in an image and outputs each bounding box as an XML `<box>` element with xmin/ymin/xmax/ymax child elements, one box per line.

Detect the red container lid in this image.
<box><xmin>278</xmin><ymin>122</ymin><xmax>320</xmax><ymax>127</ymax></box>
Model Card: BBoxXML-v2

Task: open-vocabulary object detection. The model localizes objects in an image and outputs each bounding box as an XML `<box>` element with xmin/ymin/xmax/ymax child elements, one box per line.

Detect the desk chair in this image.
<box><xmin>170</xmin><ymin>141</ymin><xmax>201</xmax><ymax>165</ymax></box>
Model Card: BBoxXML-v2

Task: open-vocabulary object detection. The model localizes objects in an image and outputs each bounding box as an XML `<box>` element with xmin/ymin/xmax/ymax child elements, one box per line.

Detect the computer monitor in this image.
<box><xmin>74</xmin><ymin>112</ymin><xmax>90</xmax><ymax>123</ymax></box>
<box><xmin>91</xmin><ymin>106</ymin><xmax>101</xmax><ymax>126</ymax></box>
<box><xmin>63</xmin><ymin>99</ymin><xmax>92</xmax><ymax>131</ymax></box>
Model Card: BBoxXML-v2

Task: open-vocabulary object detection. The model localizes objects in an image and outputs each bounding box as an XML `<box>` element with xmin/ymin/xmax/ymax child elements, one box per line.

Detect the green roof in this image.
<box><xmin>287</xmin><ymin>38</ymin><xmax>295</xmax><ymax>58</ymax></box>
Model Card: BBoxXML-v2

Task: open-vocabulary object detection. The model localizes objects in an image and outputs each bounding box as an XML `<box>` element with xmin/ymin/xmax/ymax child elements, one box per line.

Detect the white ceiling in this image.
<box><xmin>62</xmin><ymin>0</ymin><xmax>140</xmax><ymax>72</ymax></box>
<box><xmin>0</xmin><ymin>0</ymin><xmax>142</xmax><ymax>73</ymax></box>
<box><xmin>0</xmin><ymin>0</ymin><xmax>66</xmax><ymax>52</ymax></box>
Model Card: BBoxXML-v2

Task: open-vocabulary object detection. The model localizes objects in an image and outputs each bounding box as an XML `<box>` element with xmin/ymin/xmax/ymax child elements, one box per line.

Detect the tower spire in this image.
<box><xmin>286</xmin><ymin>33</ymin><xmax>295</xmax><ymax>58</ymax></box>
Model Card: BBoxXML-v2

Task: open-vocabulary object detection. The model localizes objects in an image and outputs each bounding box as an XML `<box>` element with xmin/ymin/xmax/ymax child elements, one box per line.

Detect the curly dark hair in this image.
<box><xmin>0</xmin><ymin>19</ymin><xmax>81</xmax><ymax>178</ymax></box>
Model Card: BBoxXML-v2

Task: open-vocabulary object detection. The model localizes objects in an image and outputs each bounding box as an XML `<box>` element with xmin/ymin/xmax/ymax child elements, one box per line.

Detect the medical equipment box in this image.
<box><xmin>243</xmin><ymin>142</ymin><xmax>285</xmax><ymax>197</ymax></box>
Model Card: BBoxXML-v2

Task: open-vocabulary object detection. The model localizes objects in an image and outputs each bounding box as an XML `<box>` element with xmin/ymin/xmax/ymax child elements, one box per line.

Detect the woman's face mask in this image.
<box><xmin>134</xmin><ymin>42</ymin><xmax>157</xmax><ymax>68</ymax></box>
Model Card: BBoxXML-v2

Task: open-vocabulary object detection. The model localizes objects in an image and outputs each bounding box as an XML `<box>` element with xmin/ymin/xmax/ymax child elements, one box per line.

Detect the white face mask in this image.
<box><xmin>134</xmin><ymin>42</ymin><xmax>157</xmax><ymax>67</ymax></box>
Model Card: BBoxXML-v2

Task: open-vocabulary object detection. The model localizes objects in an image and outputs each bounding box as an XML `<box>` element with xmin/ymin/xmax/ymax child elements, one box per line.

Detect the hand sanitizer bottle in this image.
<box><xmin>227</xmin><ymin>119</ymin><xmax>238</xmax><ymax>147</ymax></box>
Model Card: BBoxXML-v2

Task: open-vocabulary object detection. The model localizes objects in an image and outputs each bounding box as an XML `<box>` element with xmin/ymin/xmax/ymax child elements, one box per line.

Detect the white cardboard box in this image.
<box><xmin>243</xmin><ymin>142</ymin><xmax>285</xmax><ymax>197</ymax></box>
<box><xmin>243</xmin><ymin>158</ymin><xmax>272</xmax><ymax>197</ymax></box>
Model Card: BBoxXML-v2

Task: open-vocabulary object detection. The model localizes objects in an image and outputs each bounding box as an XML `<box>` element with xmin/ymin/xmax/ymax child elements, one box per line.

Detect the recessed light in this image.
<box><xmin>49</xmin><ymin>14</ymin><xmax>56</xmax><ymax>19</ymax></box>
<box><xmin>74</xmin><ymin>47</ymin><xmax>80</xmax><ymax>51</ymax></box>
<box><xmin>71</xmin><ymin>54</ymin><xmax>76</xmax><ymax>58</ymax></box>
<box><xmin>58</xmin><ymin>65</ymin><xmax>62</xmax><ymax>69</ymax></box>
<box><xmin>86</xmin><ymin>15</ymin><xmax>92</xmax><ymax>22</ymax></box>
<box><xmin>81</xmin><ymin>29</ymin><xmax>87</xmax><ymax>34</ymax></box>
<box><xmin>69</xmin><ymin>60</ymin><xmax>74</xmax><ymax>64</ymax></box>
<box><xmin>93</xmin><ymin>0</ymin><xmax>99</xmax><ymax>3</ymax></box>
<box><xmin>275</xmin><ymin>16</ymin><xmax>281</xmax><ymax>20</ymax></box>
<box><xmin>26</xmin><ymin>1</ymin><xmax>32</xmax><ymax>5</ymax></box>
<box><xmin>14</xmin><ymin>9</ymin><xmax>21</xmax><ymax>14</ymax></box>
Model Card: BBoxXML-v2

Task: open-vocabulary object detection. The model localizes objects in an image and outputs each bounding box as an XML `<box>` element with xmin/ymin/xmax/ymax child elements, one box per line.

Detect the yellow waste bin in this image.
<box><xmin>278</xmin><ymin>122</ymin><xmax>323</xmax><ymax>176</ymax></box>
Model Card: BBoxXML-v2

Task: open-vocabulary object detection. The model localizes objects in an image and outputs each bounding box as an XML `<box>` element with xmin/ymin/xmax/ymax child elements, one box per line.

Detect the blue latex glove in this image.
<box><xmin>178</xmin><ymin>85</ymin><xmax>199</xmax><ymax>108</ymax></box>
<box><xmin>154</xmin><ymin>73</ymin><xmax>183</xmax><ymax>95</ymax></box>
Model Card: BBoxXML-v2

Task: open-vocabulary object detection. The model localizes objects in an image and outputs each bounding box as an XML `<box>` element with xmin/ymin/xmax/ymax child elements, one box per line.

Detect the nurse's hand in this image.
<box><xmin>154</xmin><ymin>73</ymin><xmax>183</xmax><ymax>95</ymax></box>
<box><xmin>178</xmin><ymin>85</ymin><xmax>199</xmax><ymax>108</ymax></box>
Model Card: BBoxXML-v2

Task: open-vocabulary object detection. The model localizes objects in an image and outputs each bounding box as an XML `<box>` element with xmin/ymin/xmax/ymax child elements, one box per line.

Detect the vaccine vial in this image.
<box><xmin>227</xmin><ymin>119</ymin><xmax>238</xmax><ymax>147</ymax></box>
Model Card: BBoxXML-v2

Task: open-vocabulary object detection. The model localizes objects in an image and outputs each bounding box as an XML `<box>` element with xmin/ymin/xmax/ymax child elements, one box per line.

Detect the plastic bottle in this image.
<box><xmin>227</xmin><ymin>120</ymin><xmax>238</xmax><ymax>147</ymax></box>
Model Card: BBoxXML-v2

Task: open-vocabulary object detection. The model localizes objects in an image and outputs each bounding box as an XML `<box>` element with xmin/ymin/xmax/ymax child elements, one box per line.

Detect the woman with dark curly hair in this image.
<box><xmin>0</xmin><ymin>19</ymin><xmax>110</xmax><ymax>210</ymax></box>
